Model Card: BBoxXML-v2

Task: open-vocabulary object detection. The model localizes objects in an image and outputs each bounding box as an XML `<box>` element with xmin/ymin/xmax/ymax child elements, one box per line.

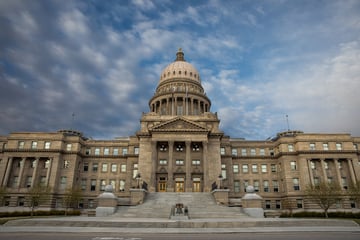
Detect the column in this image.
<box><xmin>2</xmin><ymin>157</ymin><xmax>13</xmax><ymax>187</ymax></box>
<box><xmin>320</xmin><ymin>159</ymin><xmax>328</xmax><ymax>182</ymax></box>
<box><xmin>185</xmin><ymin>141</ymin><xmax>192</xmax><ymax>192</ymax></box>
<box><xmin>190</xmin><ymin>98</ymin><xmax>194</xmax><ymax>115</ymax></box>
<box><xmin>159</xmin><ymin>100</ymin><xmax>162</xmax><ymax>115</ymax></box>
<box><xmin>307</xmin><ymin>159</ymin><xmax>314</xmax><ymax>186</ymax></box>
<box><xmin>17</xmin><ymin>157</ymin><xmax>26</xmax><ymax>188</ymax></box>
<box><xmin>151</xmin><ymin>141</ymin><xmax>157</xmax><ymax>192</ymax></box>
<box><xmin>347</xmin><ymin>159</ymin><xmax>356</xmax><ymax>185</ymax></box>
<box><xmin>202</xmin><ymin>141</ymin><xmax>208</xmax><ymax>192</ymax></box>
<box><xmin>333</xmin><ymin>159</ymin><xmax>342</xmax><ymax>188</ymax></box>
<box><xmin>45</xmin><ymin>158</ymin><xmax>53</xmax><ymax>186</ymax></box>
<box><xmin>167</xmin><ymin>141</ymin><xmax>174</xmax><ymax>192</ymax></box>
<box><xmin>31</xmin><ymin>158</ymin><xmax>40</xmax><ymax>187</ymax></box>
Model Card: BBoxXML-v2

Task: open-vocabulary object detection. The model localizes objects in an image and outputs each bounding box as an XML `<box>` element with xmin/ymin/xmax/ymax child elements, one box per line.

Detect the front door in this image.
<box><xmin>158</xmin><ymin>182</ymin><xmax>167</xmax><ymax>192</ymax></box>
<box><xmin>175</xmin><ymin>182</ymin><xmax>184</xmax><ymax>192</ymax></box>
<box><xmin>193</xmin><ymin>182</ymin><xmax>201</xmax><ymax>192</ymax></box>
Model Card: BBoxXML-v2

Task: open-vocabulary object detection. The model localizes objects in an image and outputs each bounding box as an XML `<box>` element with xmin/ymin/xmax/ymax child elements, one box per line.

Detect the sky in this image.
<box><xmin>0</xmin><ymin>0</ymin><xmax>359</xmax><ymax>140</ymax></box>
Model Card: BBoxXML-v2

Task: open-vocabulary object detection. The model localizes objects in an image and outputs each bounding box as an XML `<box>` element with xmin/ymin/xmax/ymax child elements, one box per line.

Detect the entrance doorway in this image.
<box><xmin>158</xmin><ymin>182</ymin><xmax>167</xmax><ymax>192</ymax></box>
<box><xmin>193</xmin><ymin>177</ymin><xmax>201</xmax><ymax>192</ymax></box>
<box><xmin>175</xmin><ymin>177</ymin><xmax>185</xmax><ymax>192</ymax></box>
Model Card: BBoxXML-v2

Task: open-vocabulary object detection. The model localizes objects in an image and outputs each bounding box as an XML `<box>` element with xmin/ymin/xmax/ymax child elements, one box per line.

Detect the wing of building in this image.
<box><xmin>0</xmin><ymin>49</ymin><xmax>359</xmax><ymax>213</ymax></box>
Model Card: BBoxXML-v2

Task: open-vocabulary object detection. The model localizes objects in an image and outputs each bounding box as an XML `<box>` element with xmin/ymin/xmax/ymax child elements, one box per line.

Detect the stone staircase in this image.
<box><xmin>112</xmin><ymin>192</ymin><xmax>246</xmax><ymax>219</ymax></box>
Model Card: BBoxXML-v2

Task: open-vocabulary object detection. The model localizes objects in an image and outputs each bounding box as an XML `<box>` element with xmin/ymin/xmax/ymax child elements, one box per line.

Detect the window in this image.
<box><xmin>110</xmin><ymin>179</ymin><xmax>116</xmax><ymax>190</ymax></box>
<box><xmin>310</xmin><ymin>161</ymin><xmax>316</xmax><ymax>170</ymax></box>
<box><xmin>111</xmin><ymin>164</ymin><xmax>117</xmax><ymax>172</ymax></box>
<box><xmin>233</xmin><ymin>164</ymin><xmax>239</xmax><ymax>173</ymax></box>
<box><xmin>92</xmin><ymin>163</ymin><xmax>98</xmax><ymax>172</ymax></box>
<box><xmin>231</xmin><ymin>148</ymin><xmax>237</xmax><ymax>156</ymax></box>
<box><xmin>133</xmin><ymin>164</ymin><xmax>138</xmax><ymax>179</ymax></box>
<box><xmin>261</xmin><ymin>164</ymin><xmax>267</xmax><ymax>173</ymax></box>
<box><xmin>104</xmin><ymin>148</ymin><xmax>110</xmax><ymax>155</ymax></box>
<box><xmin>31</xmin><ymin>159</ymin><xmax>36</xmax><ymax>168</ymax></box>
<box><xmin>323</xmin><ymin>143</ymin><xmax>329</xmax><ymax>150</ymax></box>
<box><xmin>60</xmin><ymin>176</ymin><xmax>67</xmax><ymax>190</ymax></box>
<box><xmin>265</xmin><ymin>200</ymin><xmax>271</xmax><ymax>209</ymax></box>
<box><xmin>90</xmin><ymin>179</ymin><xmax>96</xmax><ymax>191</ymax></box>
<box><xmin>314</xmin><ymin>177</ymin><xmax>320</xmax><ymax>186</ymax></box>
<box><xmin>234</xmin><ymin>180</ymin><xmax>240</xmax><ymax>193</ymax></box>
<box><xmin>175</xmin><ymin>144</ymin><xmax>184</xmax><ymax>152</ymax></box>
<box><xmin>121</xmin><ymin>164</ymin><xmax>127</xmax><ymax>172</ymax></box>
<box><xmin>288</xmin><ymin>144</ymin><xmax>294</xmax><ymax>152</ymax></box>
<box><xmin>242</xmin><ymin>164</ymin><xmax>249</xmax><ymax>173</ymax></box>
<box><xmin>159</xmin><ymin>144</ymin><xmax>168</xmax><ymax>152</ymax></box>
<box><xmin>26</xmin><ymin>176</ymin><xmax>32</xmax><ymax>188</ymax></box>
<box><xmin>296</xmin><ymin>199</ymin><xmax>303</xmax><ymax>208</ymax></box>
<box><xmin>159</xmin><ymin>159</ymin><xmax>168</xmax><ymax>165</ymax></box>
<box><xmin>252</xmin><ymin>164</ymin><xmax>258</xmax><ymax>173</ymax></box>
<box><xmin>273</xmin><ymin>180</ymin><xmax>279</xmax><ymax>192</ymax></box>
<box><xmin>119</xmin><ymin>180</ymin><xmax>125</xmax><ymax>191</ymax></box>
<box><xmin>290</xmin><ymin>161</ymin><xmax>297</xmax><ymax>171</ymax></box>
<box><xmin>85</xmin><ymin>148</ymin><xmax>91</xmax><ymax>155</ymax></box>
<box><xmin>263</xmin><ymin>180</ymin><xmax>269</xmax><ymax>192</ymax></box>
<box><xmin>293</xmin><ymin>178</ymin><xmax>300</xmax><ymax>191</ymax></box>
<box><xmin>271</xmin><ymin>164</ymin><xmax>277</xmax><ymax>172</ymax></box>
<box><xmin>192</xmin><ymin>144</ymin><xmax>200</xmax><ymax>151</ymax></box>
<box><xmin>309</xmin><ymin>143</ymin><xmax>316</xmax><ymax>150</ymax></box>
<box><xmin>259</xmin><ymin>148</ymin><xmax>265</xmax><ymax>156</ymax></box>
<box><xmin>31</xmin><ymin>141</ymin><xmax>38</xmax><ymax>149</ymax></box>
<box><xmin>192</xmin><ymin>160</ymin><xmax>200</xmax><ymax>166</ymax></box>
<box><xmin>241</xmin><ymin>148</ymin><xmax>247</xmax><ymax>156</ymax></box>
<box><xmin>176</xmin><ymin>159</ymin><xmax>184</xmax><ymax>165</ymax></box>
<box><xmin>250</xmin><ymin>148</ymin><xmax>256</xmax><ymax>156</ymax></box>
<box><xmin>253</xmin><ymin>180</ymin><xmax>259</xmax><ymax>192</ymax></box>
<box><xmin>327</xmin><ymin>177</ymin><xmax>333</xmax><ymax>183</ymax></box>
<box><xmin>66</xmin><ymin>143</ymin><xmax>72</xmax><ymax>151</ymax></box>
<box><xmin>341</xmin><ymin>177</ymin><xmax>348</xmax><ymax>190</ymax></box>
<box><xmin>18</xmin><ymin>197</ymin><xmax>25</xmax><ymax>206</ymax></box>
<box><xmin>113</xmin><ymin>148</ymin><xmax>119</xmax><ymax>155</ymax></box>
<box><xmin>324</xmin><ymin>161</ymin><xmax>329</xmax><ymax>170</ymax></box>
<box><xmin>244</xmin><ymin>180</ymin><xmax>249</xmax><ymax>192</ymax></box>
<box><xmin>221</xmin><ymin>164</ymin><xmax>227</xmax><ymax>179</ymax></box>
<box><xmin>276</xmin><ymin>200</ymin><xmax>281</xmax><ymax>209</ymax></box>
<box><xmin>122</xmin><ymin>148</ymin><xmax>128</xmax><ymax>155</ymax></box>
<box><xmin>40</xmin><ymin>176</ymin><xmax>46</xmax><ymax>187</ymax></box>
<box><xmin>100</xmin><ymin>179</ymin><xmax>106</xmax><ymax>191</ymax></box>
<box><xmin>336</xmin><ymin>143</ymin><xmax>342</xmax><ymax>150</ymax></box>
<box><xmin>63</xmin><ymin>160</ymin><xmax>69</xmax><ymax>168</ymax></box>
<box><xmin>45</xmin><ymin>159</ymin><xmax>50</xmax><ymax>169</ymax></box>
<box><xmin>81</xmin><ymin>178</ymin><xmax>87</xmax><ymax>190</ymax></box>
<box><xmin>94</xmin><ymin>148</ymin><xmax>100</xmax><ymax>155</ymax></box>
<box><xmin>134</xmin><ymin>147</ymin><xmax>139</xmax><ymax>155</ymax></box>
<box><xmin>83</xmin><ymin>162</ymin><xmax>89</xmax><ymax>172</ymax></box>
<box><xmin>44</xmin><ymin>141</ymin><xmax>51</xmax><ymax>149</ymax></box>
<box><xmin>354</xmin><ymin>144</ymin><xmax>358</xmax><ymax>150</ymax></box>
<box><xmin>88</xmin><ymin>199</ymin><xmax>95</xmax><ymax>208</ymax></box>
<box><xmin>18</xmin><ymin>141</ymin><xmax>25</xmax><ymax>149</ymax></box>
<box><xmin>220</xmin><ymin>147</ymin><xmax>225</xmax><ymax>155</ymax></box>
<box><xmin>102</xmin><ymin>163</ymin><xmax>108</xmax><ymax>172</ymax></box>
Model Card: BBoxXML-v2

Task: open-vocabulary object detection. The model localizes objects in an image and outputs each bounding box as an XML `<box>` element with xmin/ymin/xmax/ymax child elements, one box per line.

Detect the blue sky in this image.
<box><xmin>0</xmin><ymin>0</ymin><xmax>359</xmax><ymax>140</ymax></box>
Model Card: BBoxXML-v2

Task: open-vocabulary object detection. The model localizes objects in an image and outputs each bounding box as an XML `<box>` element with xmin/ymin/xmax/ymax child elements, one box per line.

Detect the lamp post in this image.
<box><xmin>136</xmin><ymin>173</ymin><xmax>141</xmax><ymax>189</ymax></box>
<box><xmin>218</xmin><ymin>174</ymin><xmax>223</xmax><ymax>189</ymax></box>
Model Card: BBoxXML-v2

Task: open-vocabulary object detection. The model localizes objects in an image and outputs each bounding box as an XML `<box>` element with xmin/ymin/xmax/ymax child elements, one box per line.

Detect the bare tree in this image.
<box><xmin>305</xmin><ymin>182</ymin><xmax>342</xmax><ymax>218</ymax></box>
<box><xmin>281</xmin><ymin>198</ymin><xmax>296</xmax><ymax>217</ymax></box>
<box><xmin>62</xmin><ymin>186</ymin><xmax>83</xmax><ymax>215</ymax></box>
<box><xmin>26</xmin><ymin>185</ymin><xmax>52</xmax><ymax>217</ymax></box>
<box><xmin>348</xmin><ymin>180</ymin><xmax>360</xmax><ymax>207</ymax></box>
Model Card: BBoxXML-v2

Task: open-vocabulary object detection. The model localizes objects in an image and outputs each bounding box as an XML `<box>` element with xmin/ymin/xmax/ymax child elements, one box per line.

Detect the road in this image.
<box><xmin>1</xmin><ymin>232</ymin><xmax>360</xmax><ymax>240</ymax></box>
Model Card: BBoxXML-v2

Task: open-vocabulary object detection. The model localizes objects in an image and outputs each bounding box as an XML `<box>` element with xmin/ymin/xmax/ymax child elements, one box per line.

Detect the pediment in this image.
<box><xmin>150</xmin><ymin>117</ymin><xmax>209</xmax><ymax>133</ymax></box>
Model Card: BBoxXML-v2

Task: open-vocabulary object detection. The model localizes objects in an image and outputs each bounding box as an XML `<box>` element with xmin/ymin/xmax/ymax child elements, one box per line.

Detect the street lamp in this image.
<box><xmin>218</xmin><ymin>174</ymin><xmax>223</xmax><ymax>189</ymax></box>
<box><xmin>136</xmin><ymin>173</ymin><xmax>141</xmax><ymax>189</ymax></box>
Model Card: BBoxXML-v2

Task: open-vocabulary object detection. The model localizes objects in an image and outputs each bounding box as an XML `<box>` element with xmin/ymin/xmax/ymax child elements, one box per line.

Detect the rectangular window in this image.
<box><xmin>111</xmin><ymin>164</ymin><xmax>117</xmax><ymax>172</ymax></box>
<box><xmin>310</xmin><ymin>161</ymin><xmax>316</xmax><ymax>169</ymax></box>
<box><xmin>336</xmin><ymin>143</ymin><xmax>342</xmax><ymax>150</ymax></box>
<box><xmin>342</xmin><ymin>177</ymin><xmax>348</xmax><ymax>190</ymax></box>
<box><xmin>221</xmin><ymin>164</ymin><xmax>227</xmax><ymax>180</ymax></box>
<box><xmin>92</xmin><ymin>163</ymin><xmax>98</xmax><ymax>172</ymax></box>
<box><xmin>234</xmin><ymin>180</ymin><xmax>240</xmax><ymax>193</ymax></box>
<box><xmin>231</xmin><ymin>148</ymin><xmax>237</xmax><ymax>156</ymax></box>
<box><xmin>324</xmin><ymin>161</ymin><xmax>329</xmax><ymax>170</ymax></box>
<box><xmin>273</xmin><ymin>180</ymin><xmax>279</xmax><ymax>192</ymax></box>
<box><xmin>271</xmin><ymin>164</ymin><xmax>277</xmax><ymax>172</ymax></box>
<box><xmin>244</xmin><ymin>180</ymin><xmax>249</xmax><ymax>192</ymax></box>
<box><xmin>296</xmin><ymin>199</ymin><xmax>303</xmax><ymax>208</ymax></box>
<box><xmin>233</xmin><ymin>164</ymin><xmax>239</xmax><ymax>173</ymax></box>
<box><xmin>309</xmin><ymin>143</ymin><xmax>316</xmax><ymax>150</ymax></box>
<box><xmin>113</xmin><ymin>148</ymin><xmax>119</xmax><ymax>155</ymax></box>
<box><xmin>90</xmin><ymin>179</ymin><xmax>96</xmax><ymax>191</ymax></box>
<box><xmin>133</xmin><ymin>164</ymin><xmax>138</xmax><ymax>179</ymax></box>
<box><xmin>81</xmin><ymin>178</ymin><xmax>87</xmax><ymax>190</ymax></box>
<box><xmin>159</xmin><ymin>159</ymin><xmax>168</xmax><ymax>165</ymax></box>
<box><xmin>60</xmin><ymin>176</ymin><xmax>67</xmax><ymax>190</ymax></box>
<box><xmin>242</xmin><ymin>164</ymin><xmax>249</xmax><ymax>173</ymax></box>
<box><xmin>259</xmin><ymin>148</ymin><xmax>265</xmax><ymax>156</ymax></box>
<box><xmin>323</xmin><ymin>143</ymin><xmax>329</xmax><ymax>150</ymax></box>
<box><xmin>119</xmin><ymin>180</ymin><xmax>125</xmax><ymax>191</ymax></box>
<box><xmin>40</xmin><ymin>176</ymin><xmax>46</xmax><ymax>187</ymax></box>
<box><xmin>66</xmin><ymin>143</ymin><xmax>72</xmax><ymax>151</ymax></box>
<box><xmin>250</xmin><ymin>148</ymin><xmax>256</xmax><ymax>156</ymax></box>
<box><xmin>192</xmin><ymin>159</ymin><xmax>200</xmax><ymax>166</ymax></box>
<box><xmin>263</xmin><ymin>180</ymin><xmax>269</xmax><ymax>192</ymax></box>
<box><xmin>121</xmin><ymin>164</ymin><xmax>127</xmax><ymax>172</ymax></box>
<box><xmin>100</xmin><ymin>179</ymin><xmax>106</xmax><ymax>191</ymax></box>
<box><xmin>314</xmin><ymin>177</ymin><xmax>320</xmax><ymax>186</ymax></box>
<box><xmin>241</xmin><ymin>148</ymin><xmax>247</xmax><ymax>156</ymax></box>
<box><xmin>83</xmin><ymin>162</ymin><xmax>89</xmax><ymax>172</ymax></box>
<box><xmin>85</xmin><ymin>148</ymin><xmax>91</xmax><ymax>155</ymax></box>
<box><xmin>265</xmin><ymin>200</ymin><xmax>271</xmax><ymax>209</ymax></box>
<box><xmin>287</xmin><ymin>144</ymin><xmax>294</xmax><ymax>152</ymax></box>
<box><xmin>110</xmin><ymin>179</ymin><xmax>116</xmax><ymax>190</ymax></box>
<box><xmin>327</xmin><ymin>177</ymin><xmax>333</xmax><ymax>183</ymax></box>
<box><xmin>134</xmin><ymin>147</ymin><xmax>139</xmax><ymax>155</ymax></box>
<box><xmin>252</xmin><ymin>164</ymin><xmax>258</xmax><ymax>173</ymax></box>
<box><xmin>94</xmin><ymin>148</ymin><xmax>100</xmax><ymax>155</ymax></box>
<box><xmin>63</xmin><ymin>160</ymin><xmax>70</xmax><ymax>168</ymax></box>
<box><xmin>290</xmin><ymin>161</ymin><xmax>297</xmax><ymax>170</ymax></box>
<box><xmin>102</xmin><ymin>163</ymin><xmax>108</xmax><ymax>172</ymax></box>
<box><xmin>26</xmin><ymin>176</ymin><xmax>32</xmax><ymax>188</ymax></box>
<box><xmin>44</xmin><ymin>141</ymin><xmax>51</xmax><ymax>149</ymax></box>
<box><xmin>220</xmin><ymin>147</ymin><xmax>225</xmax><ymax>155</ymax></box>
<box><xmin>176</xmin><ymin>159</ymin><xmax>184</xmax><ymax>165</ymax></box>
<box><xmin>261</xmin><ymin>164</ymin><xmax>267</xmax><ymax>173</ymax></box>
<box><xmin>276</xmin><ymin>200</ymin><xmax>281</xmax><ymax>209</ymax></box>
<box><xmin>104</xmin><ymin>148</ymin><xmax>110</xmax><ymax>155</ymax></box>
<box><xmin>354</xmin><ymin>144</ymin><xmax>358</xmax><ymax>150</ymax></box>
<box><xmin>31</xmin><ymin>141</ymin><xmax>38</xmax><ymax>149</ymax></box>
<box><xmin>293</xmin><ymin>178</ymin><xmax>300</xmax><ymax>191</ymax></box>
<box><xmin>122</xmin><ymin>148</ymin><xmax>128</xmax><ymax>156</ymax></box>
<box><xmin>18</xmin><ymin>141</ymin><xmax>25</xmax><ymax>149</ymax></box>
<box><xmin>18</xmin><ymin>197</ymin><xmax>25</xmax><ymax>206</ymax></box>
<box><xmin>45</xmin><ymin>159</ymin><xmax>50</xmax><ymax>169</ymax></box>
<box><xmin>253</xmin><ymin>180</ymin><xmax>259</xmax><ymax>192</ymax></box>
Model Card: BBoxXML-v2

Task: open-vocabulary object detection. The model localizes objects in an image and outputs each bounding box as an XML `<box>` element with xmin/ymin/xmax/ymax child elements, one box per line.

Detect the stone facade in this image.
<box><xmin>0</xmin><ymin>49</ymin><xmax>359</xmax><ymax>213</ymax></box>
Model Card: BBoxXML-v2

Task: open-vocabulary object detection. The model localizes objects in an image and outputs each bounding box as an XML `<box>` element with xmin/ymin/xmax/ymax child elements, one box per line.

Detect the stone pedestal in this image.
<box><xmin>241</xmin><ymin>186</ymin><xmax>264</xmax><ymax>218</ymax></box>
<box><xmin>211</xmin><ymin>189</ymin><xmax>229</xmax><ymax>205</ymax></box>
<box><xmin>96</xmin><ymin>185</ymin><xmax>118</xmax><ymax>217</ymax></box>
<box><xmin>130</xmin><ymin>188</ymin><xmax>147</xmax><ymax>205</ymax></box>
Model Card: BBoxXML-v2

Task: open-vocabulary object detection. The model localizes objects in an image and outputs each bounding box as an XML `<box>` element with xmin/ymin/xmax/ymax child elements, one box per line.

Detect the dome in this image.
<box><xmin>159</xmin><ymin>49</ymin><xmax>201</xmax><ymax>84</ymax></box>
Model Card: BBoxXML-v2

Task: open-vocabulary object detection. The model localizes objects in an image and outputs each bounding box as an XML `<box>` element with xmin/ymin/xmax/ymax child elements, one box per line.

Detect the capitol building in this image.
<box><xmin>0</xmin><ymin>49</ymin><xmax>359</xmax><ymax>214</ymax></box>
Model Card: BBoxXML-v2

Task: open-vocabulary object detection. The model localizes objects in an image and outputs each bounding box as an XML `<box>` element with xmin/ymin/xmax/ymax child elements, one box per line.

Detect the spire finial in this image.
<box><xmin>175</xmin><ymin>48</ymin><xmax>185</xmax><ymax>61</ymax></box>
